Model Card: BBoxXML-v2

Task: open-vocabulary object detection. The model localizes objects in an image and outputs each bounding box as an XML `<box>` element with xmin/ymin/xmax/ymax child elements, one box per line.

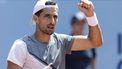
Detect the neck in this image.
<box><xmin>34</xmin><ymin>29</ymin><xmax>50</xmax><ymax>44</ymax></box>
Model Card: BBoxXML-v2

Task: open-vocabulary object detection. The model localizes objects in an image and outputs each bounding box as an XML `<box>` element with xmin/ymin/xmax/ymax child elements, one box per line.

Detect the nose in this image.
<box><xmin>50</xmin><ymin>16</ymin><xmax>55</xmax><ymax>25</ymax></box>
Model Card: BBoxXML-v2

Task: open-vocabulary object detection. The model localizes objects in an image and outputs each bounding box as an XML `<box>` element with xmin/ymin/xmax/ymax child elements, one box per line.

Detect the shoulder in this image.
<box><xmin>7</xmin><ymin>37</ymin><xmax>29</xmax><ymax>67</ymax></box>
<box><xmin>14</xmin><ymin>39</ymin><xmax>26</xmax><ymax>46</ymax></box>
<box><xmin>53</xmin><ymin>33</ymin><xmax>72</xmax><ymax>40</ymax></box>
<box><xmin>11</xmin><ymin>36</ymin><xmax>30</xmax><ymax>52</ymax></box>
<box><xmin>13</xmin><ymin>39</ymin><xmax>26</xmax><ymax>48</ymax></box>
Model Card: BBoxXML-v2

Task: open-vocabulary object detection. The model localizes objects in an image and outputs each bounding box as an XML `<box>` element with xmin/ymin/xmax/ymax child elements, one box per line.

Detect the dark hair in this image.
<box><xmin>71</xmin><ymin>15</ymin><xmax>86</xmax><ymax>25</ymax></box>
<box><xmin>35</xmin><ymin>9</ymin><xmax>44</xmax><ymax>17</ymax></box>
<box><xmin>71</xmin><ymin>16</ymin><xmax>78</xmax><ymax>25</ymax></box>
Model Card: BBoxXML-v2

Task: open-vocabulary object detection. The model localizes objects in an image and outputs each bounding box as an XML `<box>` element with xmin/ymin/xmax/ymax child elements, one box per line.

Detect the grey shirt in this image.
<box><xmin>21</xmin><ymin>33</ymin><xmax>74</xmax><ymax>69</ymax></box>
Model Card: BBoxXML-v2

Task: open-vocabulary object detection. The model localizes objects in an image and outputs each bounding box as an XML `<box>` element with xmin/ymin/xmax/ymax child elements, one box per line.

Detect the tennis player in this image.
<box><xmin>7</xmin><ymin>0</ymin><xmax>103</xmax><ymax>69</ymax></box>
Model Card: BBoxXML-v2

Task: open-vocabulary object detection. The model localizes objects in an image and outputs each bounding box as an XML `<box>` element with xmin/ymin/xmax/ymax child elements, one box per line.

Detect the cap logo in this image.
<box><xmin>45</xmin><ymin>1</ymin><xmax>56</xmax><ymax>5</ymax></box>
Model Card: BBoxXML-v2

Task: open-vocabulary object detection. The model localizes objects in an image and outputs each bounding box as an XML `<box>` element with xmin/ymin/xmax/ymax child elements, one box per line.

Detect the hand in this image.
<box><xmin>78</xmin><ymin>0</ymin><xmax>94</xmax><ymax>17</ymax></box>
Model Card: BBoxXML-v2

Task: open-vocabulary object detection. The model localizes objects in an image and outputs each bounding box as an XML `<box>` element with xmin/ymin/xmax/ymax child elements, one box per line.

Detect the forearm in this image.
<box><xmin>78</xmin><ymin>0</ymin><xmax>103</xmax><ymax>47</ymax></box>
<box><xmin>86</xmin><ymin>12</ymin><xmax>103</xmax><ymax>47</ymax></box>
<box><xmin>88</xmin><ymin>24</ymin><xmax>103</xmax><ymax>47</ymax></box>
<box><xmin>71</xmin><ymin>0</ymin><xmax>103</xmax><ymax>51</ymax></box>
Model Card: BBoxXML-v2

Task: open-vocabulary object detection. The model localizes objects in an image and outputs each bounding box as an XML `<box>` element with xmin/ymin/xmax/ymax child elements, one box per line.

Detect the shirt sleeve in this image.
<box><xmin>58</xmin><ymin>34</ymin><xmax>75</xmax><ymax>54</ymax></box>
<box><xmin>7</xmin><ymin>39</ymin><xmax>27</xmax><ymax>67</ymax></box>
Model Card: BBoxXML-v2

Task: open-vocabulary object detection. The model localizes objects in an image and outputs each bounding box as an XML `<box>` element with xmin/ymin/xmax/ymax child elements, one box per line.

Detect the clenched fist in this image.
<box><xmin>78</xmin><ymin>0</ymin><xmax>94</xmax><ymax>17</ymax></box>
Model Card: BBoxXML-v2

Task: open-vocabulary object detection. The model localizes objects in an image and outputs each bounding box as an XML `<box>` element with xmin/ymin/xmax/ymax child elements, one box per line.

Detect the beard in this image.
<box><xmin>39</xmin><ymin>24</ymin><xmax>55</xmax><ymax>35</ymax></box>
<box><xmin>43</xmin><ymin>28</ymin><xmax>54</xmax><ymax>35</ymax></box>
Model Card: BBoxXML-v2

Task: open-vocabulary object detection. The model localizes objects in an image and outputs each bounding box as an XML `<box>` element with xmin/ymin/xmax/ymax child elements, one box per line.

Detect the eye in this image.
<box><xmin>53</xmin><ymin>15</ymin><xmax>58</xmax><ymax>19</ymax></box>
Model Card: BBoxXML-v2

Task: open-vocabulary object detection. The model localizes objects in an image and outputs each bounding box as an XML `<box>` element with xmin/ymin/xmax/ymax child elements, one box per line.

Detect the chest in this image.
<box><xmin>26</xmin><ymin>38</ymin><xmax>64</xmax><ymax>69</ymax></box>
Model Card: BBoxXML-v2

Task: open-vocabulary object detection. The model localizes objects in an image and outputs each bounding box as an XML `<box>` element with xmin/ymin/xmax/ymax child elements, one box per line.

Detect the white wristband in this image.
<box><xmin>86</xmin><ymin>12</ymin><xmax>98</xmax><ymax>26</ymax></box>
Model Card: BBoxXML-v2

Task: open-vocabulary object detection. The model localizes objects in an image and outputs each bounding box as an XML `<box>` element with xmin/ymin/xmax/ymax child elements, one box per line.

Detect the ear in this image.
<box><xmin>32</xmin><ymin>15</ymin><xmax>39</xmax><ymax>24</ymax></box>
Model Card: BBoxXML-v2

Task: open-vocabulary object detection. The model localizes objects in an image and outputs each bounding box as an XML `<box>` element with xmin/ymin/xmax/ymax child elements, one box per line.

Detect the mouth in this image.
<box><xmin>47</xmin><ymin>25</ymin><xmax>54</xmax><ymax>30</ymax></box>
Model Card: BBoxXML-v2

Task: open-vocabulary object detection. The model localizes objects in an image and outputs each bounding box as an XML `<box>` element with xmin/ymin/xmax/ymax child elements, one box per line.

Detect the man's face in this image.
<box><xmin>72</xmin><ymin>20</ymin><xmax>85</xmax><ymax>34</ymax></box>
<box><xmin>36</xmin><ymin>7</ymin><xmax>58</xmax><ymax>35</ymax></box>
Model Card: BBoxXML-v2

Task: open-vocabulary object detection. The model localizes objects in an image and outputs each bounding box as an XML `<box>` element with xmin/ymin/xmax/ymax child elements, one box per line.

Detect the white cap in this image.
<box><xmin>75</xmin><ymin>12</ymin><xmax>86</xmax><ymax>21</ymax></box>
<box><xmin>33</xmin><ymin>0</ymin><xmax>58</xmax><ymax>15</ymax></box>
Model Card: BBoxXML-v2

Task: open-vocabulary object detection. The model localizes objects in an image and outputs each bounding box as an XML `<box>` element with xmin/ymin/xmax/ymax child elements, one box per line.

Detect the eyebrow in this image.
<box><xmin>44</xmin><ymin>13</ymin><xmax>58</xmax><ymax>17</ymax></box>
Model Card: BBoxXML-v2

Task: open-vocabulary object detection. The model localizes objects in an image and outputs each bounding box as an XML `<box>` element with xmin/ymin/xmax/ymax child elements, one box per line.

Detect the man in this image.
<box><xmin>66</xmin><ymin>12</ymin><xmax>97</xmax><ymax>69</ymax></box>
<box><xmin>7</xmin><ymin>0</ymin><xmax>103</xmax><ymax>69</ymax></box>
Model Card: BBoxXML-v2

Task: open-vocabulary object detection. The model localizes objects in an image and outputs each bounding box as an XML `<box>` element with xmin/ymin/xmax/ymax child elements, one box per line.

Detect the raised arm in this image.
<box><xmin>71</xmin><ymin>0</ymin><xmax>103</xmax><ymax>51</ymax></box>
